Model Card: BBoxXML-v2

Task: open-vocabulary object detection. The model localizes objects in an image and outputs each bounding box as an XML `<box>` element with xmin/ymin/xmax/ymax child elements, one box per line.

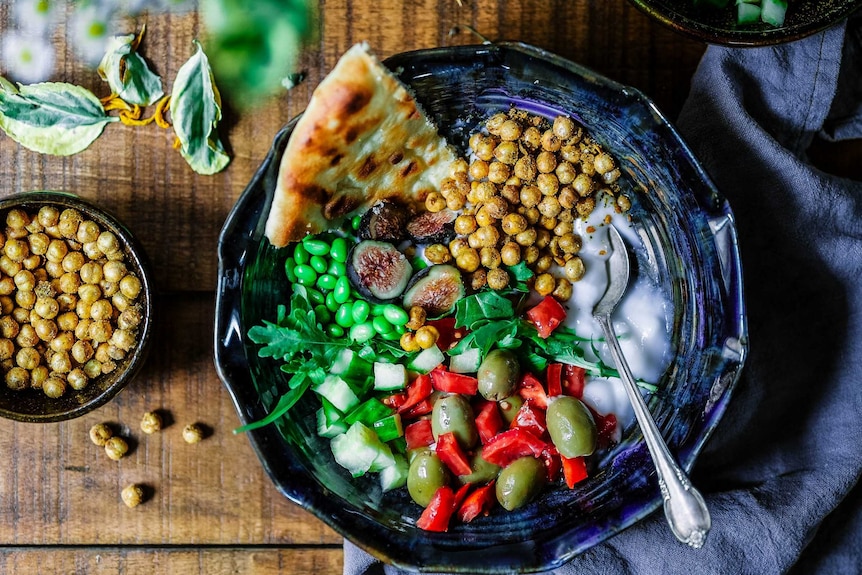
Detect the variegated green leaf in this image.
<box><xmin>170</xmin><ymin>40</ymin><xmax>230</xmax><ymax>175</ymax></box>
<box><xmin>97</xmin><ymin>33</ymin><xmax>164</xmax><ymax>106</ymax></box>
<box><xmin>0</xmin><ymin>78</ymin><xmax>117</xmax><ymax>156</ymax></box>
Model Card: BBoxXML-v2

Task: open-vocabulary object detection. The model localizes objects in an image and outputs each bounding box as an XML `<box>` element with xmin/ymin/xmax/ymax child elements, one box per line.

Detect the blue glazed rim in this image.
<box><xmin>214</xmin><ymin>42</ymin><xmax>748</xmax><ymax>573</ymax></box>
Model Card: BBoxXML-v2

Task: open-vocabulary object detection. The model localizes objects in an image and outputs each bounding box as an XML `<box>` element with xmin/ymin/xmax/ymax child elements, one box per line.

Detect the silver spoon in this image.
<box><xmin>592</xmin><ymin>225</ymin><xmax>711</xmax><ymax>549</ymax></box>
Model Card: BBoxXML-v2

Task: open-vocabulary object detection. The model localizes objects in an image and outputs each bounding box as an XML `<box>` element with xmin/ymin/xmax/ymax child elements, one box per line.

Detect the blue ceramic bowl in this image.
<box><xmin>215</xmin><ymin>43</ymin><xmax>748</xmax><ymax>573</ymax></box>
<box><xmin>629</xmin><ymin>0</ymin><xmax>862</xmax><ymax>46</ymax></box>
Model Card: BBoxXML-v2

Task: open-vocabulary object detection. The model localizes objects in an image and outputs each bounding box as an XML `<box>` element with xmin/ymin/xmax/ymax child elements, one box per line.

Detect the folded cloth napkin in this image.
<box><xmin>345</xmin><ymin>14</ymin><xmax>862</xmax><ymax>574</ymax></box>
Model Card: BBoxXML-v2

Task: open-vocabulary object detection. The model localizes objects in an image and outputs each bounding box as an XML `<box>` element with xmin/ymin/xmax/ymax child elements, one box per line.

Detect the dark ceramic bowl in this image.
<box><xmin>215</xmin><ymin>43</ymin><xmax>748</xmax><ymax>572</ymax></box>
<box><xmin>0</xmin><ymin>191</ymin><xmax>154</xmax><ymax>423</ymax></box>
<box><xmin>629</xmin><ymin>0</ymin><xmax>862</xmax><ymax>46</ymax></box>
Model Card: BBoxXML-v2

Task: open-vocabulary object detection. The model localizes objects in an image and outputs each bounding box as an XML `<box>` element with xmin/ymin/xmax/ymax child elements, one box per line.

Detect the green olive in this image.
<box><xmin>495</xmin><ymin>456</ymin><xmax>546</xmax><ymax>511</ymax></box>
<box><xmin>458</xmin><ymin>447</ymin><xmax>501</xmax><ymax>485</ymax></box>
<box><xmin>546</xmin><ymin>396</ymin><xmax>597</xmax><ymax>458</ymax></box>
<box><xmin>477</xmin><ymin>349</ymin><xmax>520</xmax><ymax>401</ymax></box>
<box><xmin>497</xmin><ymin>394</ymin><xmax>524</xmax><ymax>425</ymax></box>
<box><xmin>407</xmin><ymin>450</ymin><xmax>450</xmax><ymax>507</ymax></box>
<box><xmin>431</xmin><ymin>394</ymin><xmax>479</xmax><ymax>449</ymax></box>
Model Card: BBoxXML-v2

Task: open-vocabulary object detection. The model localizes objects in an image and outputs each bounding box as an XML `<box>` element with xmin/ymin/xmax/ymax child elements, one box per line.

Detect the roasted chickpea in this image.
<box><xmin>5</xmin><ymin>367</ymin><xmax>29</xmax><ymax>390</ymax></box>
<box><xmin>616</xmin><ymin>195</ymin><xmax>632</xmax><ymax>212</ymax></box>
<box><xmin>0</xmin><ymin>255</ymin><xmax>21</xmax><ymax>277</ymax></box>
<box><xmin>523</xmin><ymin>207</ymin><xmax>541</xmax><ymax>225</ymax></box>
<box><xmin>534</xmin><ymin>254</ymin><xmax>554</xmax><ymax>274</ymax></box>
<box><xmin>558</xmin><ymin>233</ymin><xmax>582</xmax><ymax>254</ymax></box>
<box><xmin>141</xmin><ymin>411</ymin><xmax>163</xmax><ymax>434</ymax></box>
<box><xmin>96</xmin><ymin>231</ymin><xmax>120</xmax><ymax>255</ymax></box>
<box><xmin>520</xmin><ymin>126</ymin><xmax>542</xmax><ymax>151</ymax></box>
<box><xmin>48</xmin><ymin>350</ymin><xmax>71</xmax><ymax>373</ymax></box>
<box><xmin>36</xmin><ymin>206</ymin><xmax>59</xmax><ymax>228</ymax></box>
<box><xmin>553</xmin><ymin>116</ymin><xmax>576</xmax><ymax>140</ymax></box>
<box><xmin>44</xmin><ymin>260</ymin><xmax>63</xmax><ymax>278</ymax></box>
<box><xmin>500</xmin><ymin>184</ymin><xmax>521</xmax><ymax>205</ymax></box>
<box><xmin>555</xmin><ymin>161</ymin><xmax>577</xmax><ymax>185</ymax></box>
<box><xmin>30</xmin><ymin>365</ymin><xmax>48</xmax><ymax>389</ymax></box>
<box><xmin>470</xmin><ymin>268</ymin><xmax>488</xmax><ymax>290</ymax></box>
<box><xmin>484</xmin><ymin>197</ymin><xmax>509</xmax><ymax>220</ymax></box>
<box><xmin>414</xmin><ymin>325</ymin><xmax>440</xmax><ymax>350</ymax></box>
<box><xmin>89</xmin><ymin>299</ymin><xmax>114</xmax><ymax>321</ymax></box>
<box><xmin>183</xmin><ymin>423</ymin><xmax>205</xmax><ymax>444</ymax></box>
<box><xmin>553</xmin><ymin>221</ymin><xmax>574</xmax><ymax>237</ymax></box>
<box><xmin>535</xmin><ymin>229</ymin><xmax>552</xmax><ymax>249</ymax></box>
<box><xmin>78</xmin><ymin>284</ymin><xmax>101</xmax><ymax>304</ymax></box>
<box><xmin>541</xmin><ymin>130</ymin><xmax>561</xmax><ymax>152</ymax></box>
<box><xmin>472</xmin><ymin>181</ymin><xmax>497</xmax><ymax>204</ymax></box>
<box><xmin>88</xmin><ymin>320</ymin><xmax>113</xmax><ymax>343</ymax></box>
<box><xmin>45</xmin><ymin>239</ymin><xmax>67</xmax><ymax>263</ymax></box>
<box><xmin>0</xmin><ymin>278</ymin><xmax>13</xmax><ymax>297</ymax></box>
<box><xmin>474</xmin><ymin>206</ymin><xmax>494</xmax><ymax>229</ymax></box>
<box><xmin>501</xmin><ymin>213</ymin><xmax>528</xmax><ymax>236</ymax></box>
<box><xmin>15</xmin><ymin>346</ymin><xmax>40</xmax><ymax>370</ymax></box>
<box><xmin>34</xmin><ymin>296</ymin><xmax>59</xmax><ymax>319</ymax></box>
<box><xmin>82</xmin><ymin>241</ymin><xmax>102</xmax><ymax>260</ymax></box>
<box><xmin>536</xmin><ymin>173</ymin><xmax>560</xmax><ymax>196</ymax></box>
<box><xmin>486</xmin><ymin>268</ymin><xmax>510</xmax><ymax>290</ymax></box>
<box><xmin>500</xmin><ymin>242</ymin><xmax>521</xmax><ymax>267</ymax></box>
<box><xmin>33</xmin><ymin>318</ymin><xmax>57</xmax><ymax>342</ymax></box>
<box><xmin>104</xmin><ymin>436</ymin><xmax>128</xmax><ymax>460</ymax></box>
<box><xmin>0</xmin><ymin>338</ymin><xmax>13</xmax><ymax>360</ymax></box>
<box><xmin>71</xmin><ymin>339</ymin><xmax>94</xmax><ymax>364</ymax></box>
<box><xmin>514</xmin><ymin>156</ymin><xmax>538</xmax><ymax>181</ymax></box>
<box><xmin>480</xmin><ymin>247</ymin><xmax>502</xmax><ymax>269</ymax></box>
<box><xmin>534</xmin><ymin>273</ymin><xmax>556</xmax><ymax>296</ymax></box>
<box><xmin>83</xmin><ymin>359</ymin><xmax>102</xmax><ymax>379</ymax></box>
<box><xmin>13</xmin><ymin>270</ymin><xmax>35</xmax><ymax>292</ymax></box>
<box><xmin>594</xmin><ymin>152</ymin><xmax>615</xmax><ymax>175</ymax></box>
<box><xmin>560</xmin><ymin>144</ymin><xmax>580</xmax><ymax>164</ymax></box>
<box><xmin>0</xmin><ymin>316</ymin><xmax>19</xmax><ymax>339</ymax></box>
<box><xmin>4</xmin><ymin>239</ymin><xmax>29</xmax><ymax>262</ymax></box>
<box><xmin>449</xmin><ymin>157</ymin><xmax>468</xmax><ymax>176</ymax></box>
<box><xmin>498</xmin><ymin>119</ymin><xmax>522</xmax><ymax>141</ymax></box>
<box><xmin>117</xmin><ymin>307</ymin><xmax>142</xmax><ymax>331</ymax></box>
<box><xmin>564</xmin><ymin>257</ymin><xmax>586</xmax><ymax>282</ymax></box>
<box><xmin>16</xmin><ymin>324</ymin><xmax>38</xmax><ymax>347</ymax></box>
<box><xmin>493</xmin><ymin>141</ymin><xmax>519</xmax><ymax>165</ymax></box>
<box><xmin>575</xmin><ymin>197</ymin><xmax>596</xmax><ymax>218</ymax></box>
<box><xmin>449</xmin><ymin>237</ymin><xmax>470</xmax><ymax>259</ymax></box>
<box><xmin>42</xmin><ymin>376</ymin><xmax>66</xmax><ymax>399</ymax></box>
<box><xmin>399</xmin><ymin>331</ymin><xmax>421</xmax><ymax>353</ymax></box>
<box><xmin>538</xmin><ymin>196</ymin><xmax>562</xmax><ymax>218</ymax></box>
<box><xmin>474</xmin><ymin>225</ymin><xmax>500</xmax><ymax>248</ymax></box>
<box><xmin>523</xmin><ymin>245</ymin><xmax>540</xmax><ymax>265</ymax></box>
<box><xmin>424</xmin><ymin>244</ymin><xmax>451</xmax><ymax>264</ymax></box>
<box><xmin>552</xmin><ymin>278</ymin><xmax>573</xmax><ymax>301</ymax></box>
<box><xmin>122</xmin><ymin>484</ymin><xmax>145</xmax><ymax>508</ymax></box>
<box><xmin>76</xmin><ymin>220</ymin><xmax>101</xmax><ymax>244</ymax></box>
<box><xmin>468</xmin><ymin>160</ymin><xmax>489</xmax><ymax>180</ymax></box>
<box><xmin>602</xmin><ymin>168</ymin><xmax>622</xmax><ymax>185</ymax></box>
<box><xmin>445</xmin><ymin>191</ymin><xmax>467</xmax><ymax>211</ymax></box>
<box><xmin>57</xmin><ymin>272</ymin><xmax>81</xmax><ymax>295</ymax></box>
<box><xmin>580</xmin><ymin>153</ymin><xmax>596</xmax><ymax>176</ymax></box>
<box><xmin>487</xmin><ymin>161</ymin><xmax>511</xmax><ymax>184</ymax></box>
<box><xmin>514</xmin><ymin>228</ymin><xmax>537</xmax><ymax>247</ymax></box>
<box><xmin>454</xmin><ymin>215</ymin><xmax>478</xmax><ymax>236</ymax></box>
<box><xmin>67</xmin><ymin>368</ymin><xmax>88</xmax><ymax>391</ymax></box>
<box><xmin>572</xmin><ymin>173</ymin><xmax>593</xmax><ymax>197</ymax></box>
<box><xmin>15</xmin><ymin>289</ymin><xmax>35</xmax><ymax>310</ymax></box>
<box><xmin>485</xmin><ymin>112</ymin><xmax>508</xmax><ymax>135</ymax></box>
<box><xmin>405</xmin><ymin>306</ymin><xmax>427</xmax><ymax>331</ymax></box>
<box><xmin>455</xmin><ymin>249</ymin><xmax>481</xmax><ymax>273</ymax></box>
<box><xmin>536</xmin><ymin>151</ymin><xmax>557</xmax><ymax>174</ymax></box>
<box><xmin>100</xmin><ymin>281</ymin><xmax>119</xmax><ymax>298</ymax></box>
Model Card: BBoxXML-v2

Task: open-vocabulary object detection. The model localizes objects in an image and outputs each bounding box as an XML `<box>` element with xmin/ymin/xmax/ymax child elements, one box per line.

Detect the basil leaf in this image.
<box><xmin>454</xmin><ymin>290</ymin><xmax>515</xmax><ymax>329</ymax></box>
<box><xmin>0</xmin><ymin>78</ymin><xmax>117</xmax><ymax>155</ymax></box>
<box><xmin>98</xmin><ymin>33</ymin><xmax>164</xmax><ymax>106</ymax></box>
<box><xmin>171</xmin><ymin>40</ymin><xmax>230</xmax><ymax>175</ymax></box>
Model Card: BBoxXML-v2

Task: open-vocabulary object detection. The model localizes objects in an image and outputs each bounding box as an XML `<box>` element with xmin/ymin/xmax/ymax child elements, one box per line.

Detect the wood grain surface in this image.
<box><xmin>0</xmin><ymin>1</ymin><xmax>709</xmax><ymax>574</ymax></box>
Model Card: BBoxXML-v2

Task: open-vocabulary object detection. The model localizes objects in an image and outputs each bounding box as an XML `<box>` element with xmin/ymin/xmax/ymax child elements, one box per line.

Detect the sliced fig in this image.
<box><xmin>402</xmin><ymin>265</ymin><xmax>465</xmax><ymax>317</ymax></box>
<box><xmin>347</xmin><ymin>240</ymin><xmax>413</xmax><ymax>303</ymax></box>
<box><xmin>406</xmin><ymin>210</ymin><xmax>456</xmax><ymax>244</ymax></box>
<box><xmin>357</xmin><ymin>200</ymin><xmax>409</xmax><ymax>242</ymax></box>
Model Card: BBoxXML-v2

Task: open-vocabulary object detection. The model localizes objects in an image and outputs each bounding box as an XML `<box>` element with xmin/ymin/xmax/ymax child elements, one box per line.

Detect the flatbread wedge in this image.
<box><xmin>265</xmin><ymin>43</ymin><xmax>457</xmax><ymax>247</ymax></box>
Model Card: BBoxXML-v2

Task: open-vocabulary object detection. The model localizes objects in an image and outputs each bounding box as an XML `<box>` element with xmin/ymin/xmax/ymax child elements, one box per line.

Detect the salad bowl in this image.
<box><xmin>214</xmin><ymin>42</ymin><xmax>748</xmax><ymax>573</ymax></box>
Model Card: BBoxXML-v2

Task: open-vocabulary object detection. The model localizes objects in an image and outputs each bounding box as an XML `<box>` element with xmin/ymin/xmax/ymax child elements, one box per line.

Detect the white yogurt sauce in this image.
<box><xmin>560</xmin><ymin>195</ymin><xmax>673</xmax><ymax>433</ymax></box>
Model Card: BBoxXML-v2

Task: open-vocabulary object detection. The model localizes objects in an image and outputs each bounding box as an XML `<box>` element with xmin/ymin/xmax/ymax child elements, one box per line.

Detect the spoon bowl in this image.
<box><xmin>593</xmin><ymin>226</ymin><xmax>712</xmax><ymax>548</ymax></box>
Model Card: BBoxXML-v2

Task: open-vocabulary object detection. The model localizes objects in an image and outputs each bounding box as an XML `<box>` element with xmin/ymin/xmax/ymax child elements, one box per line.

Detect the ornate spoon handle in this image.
<box><xmin>595</xmin><ymin>314</ymin><xmax>711</xmax><ymax>548</ymax></box>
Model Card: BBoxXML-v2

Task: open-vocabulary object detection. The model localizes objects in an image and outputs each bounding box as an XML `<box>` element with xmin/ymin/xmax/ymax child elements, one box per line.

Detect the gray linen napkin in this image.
<box><xmin>344</xmin><ymin>14</ymin><xmax>862</xmax><ymax>574</ymax></box>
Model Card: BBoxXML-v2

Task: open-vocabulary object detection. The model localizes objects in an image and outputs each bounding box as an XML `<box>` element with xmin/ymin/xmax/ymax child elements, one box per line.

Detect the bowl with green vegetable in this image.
<box><xmin>214</xmin><ymin>42</ymin><xmax>747</xmax><ymax>572</ymax></box>
<box><xmin>629</xmin><ymin>0</ymin><xmax>862</xmax><ymax>46</ymax></box>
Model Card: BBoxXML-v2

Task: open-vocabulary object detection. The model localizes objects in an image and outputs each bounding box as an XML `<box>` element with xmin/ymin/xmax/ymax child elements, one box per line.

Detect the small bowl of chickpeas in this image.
<box><xmin>0</xmin><ymin>191</ymin><xmax>153</xmax><ymax>423</ymax></box>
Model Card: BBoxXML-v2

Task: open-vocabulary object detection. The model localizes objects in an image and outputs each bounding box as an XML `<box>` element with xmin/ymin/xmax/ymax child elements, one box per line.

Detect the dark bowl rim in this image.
<box><xmin>215</xmin><ymin>41</ymin><xmax>748</xmax><ymax>572</ymax></box>
<box><xmin>627</xmin><ymin>0</ymin><xmax>862</xmax><ymax>47</ymax></box>
<box><xmin>0</xmin><ymin>190</ymin><xmax>155</xmax><ymax>423</ymax></box>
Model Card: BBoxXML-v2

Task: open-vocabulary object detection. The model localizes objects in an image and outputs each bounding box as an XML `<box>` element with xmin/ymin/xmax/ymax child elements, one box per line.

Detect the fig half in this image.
<box><xmin>347</xmin><ymin>240</ymin><xmax>413</xmax><ymax>303</ymax></box>
<box><xmin>401</xmin><ymin>265</ymin><xmax>465</xmax><ymax>316</ymax></box>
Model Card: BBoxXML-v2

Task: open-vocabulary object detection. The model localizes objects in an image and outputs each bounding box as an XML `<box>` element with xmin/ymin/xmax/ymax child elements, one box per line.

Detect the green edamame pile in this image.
<box><xmin>282</xmin><ymin>226</ymin><xmax>409</xmax><ymax>342</ymax></box>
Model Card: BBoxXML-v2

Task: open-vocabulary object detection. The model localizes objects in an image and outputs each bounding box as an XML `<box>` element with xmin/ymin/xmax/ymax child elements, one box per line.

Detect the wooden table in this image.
<box><xmin>0</xmin><ymin>2</ymin><xmax>713</xmax><ymax>573</ymax></box>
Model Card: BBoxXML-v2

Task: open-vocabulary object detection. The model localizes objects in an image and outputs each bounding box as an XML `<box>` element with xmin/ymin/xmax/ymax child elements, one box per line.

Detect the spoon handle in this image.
<box><xmin>595</xmin><ymin>314</ymin><xmax>711</xmax><ymax>548</ymax></box>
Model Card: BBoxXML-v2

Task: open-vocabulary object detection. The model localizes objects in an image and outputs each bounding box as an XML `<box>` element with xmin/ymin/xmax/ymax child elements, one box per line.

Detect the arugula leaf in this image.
<box><xmin>98</xmin><ymin>32</ymin><xmax>164</xmax><ymax>106</ymax></box>
<box><xmin>232</xmin><ymin>371</ymin><xmax>312</xmax><ymax>434</ymax></box>
<box><xmin>0</xmin><ymin>78</ymin><xmax>117</xmax><ymax>155</ymax></box>
<box><xmin>170</xmin><ymin>40</ymin><xmax>230</xmax><ymax>175</ymax></box>
<box><xmin>454</xmin><ymin>291</ymin><xmax>515</xmax><ymax>329</ymax></box>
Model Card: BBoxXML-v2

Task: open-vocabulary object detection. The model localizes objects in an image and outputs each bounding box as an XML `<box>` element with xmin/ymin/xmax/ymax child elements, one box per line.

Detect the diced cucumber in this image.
<box><xmin>373</xmin><ymin>362</ymin><xmax>408</xmax><ymax>391</ymax></box>
<box><xmin>448</xmin><ymin>348</ymin><xmax>481</xmax><ymax>374</ymax></box>
<box><xmin>761</xmin><ymin>0</ymin><xmax>787</xmax><ymax>26</ymax></box>
<box><xmin>737</xmin><ymin>2</ymin><xmax>761</xmax><ymax>23</ymax></box>
<box><xmin>345</xmin><ymin>398</ymin><xmax>393</xmax><ymax>426</ymax></box>
<box><xmin>330</xmin><ymin>421</ymin><xmax>396</xmax><ymax>477</ymax></box>
<box><xmin>373</xmin><ymin>413</ymin><xmax>403</xmax><ymax>443</ymax></box>
<box><xmin>379</xmin><ymin>453</ymin><xmax>409</xmax><ymax>492</ymax></box>
<box><xmin>316</xmin><ymin>404</ymin><xmax>348</xmax><ymax>438</ymax></box>
<box><xmin>313</xmin><ymin>374</ymin><xmax>360</xmax><ymax>413</ymax></box>
<box><xmin>406</xmin><ymin>345</ymin><xmax>445</xmax><ymax>374</ymax></box>
<box><xmin>329</xmin><ymin>348</ymin><xmax>372</xmax><ymax>384</ymax></box>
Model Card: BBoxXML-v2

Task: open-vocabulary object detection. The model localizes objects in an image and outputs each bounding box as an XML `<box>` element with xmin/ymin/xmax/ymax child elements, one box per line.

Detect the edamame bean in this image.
<box><xmin>351</xmin><ymin>300</ymin><xmax>370</xmax><ymax>324</ymax></box>
<box><xmin>349</xmin><ymin>321</ymin><xmax>375</xmax><ymax>343</ymax></box>
<box><xmin>316</xmin><ymin>273</ymin><xmax>337</xmax><ymax>292</ymax></box>
<box><xmin>351</xmin><ymin>215</ymin><xmax>362</xmax><ymax>231</ymax></box>
<box><xmin>284</xmin><ymin>257</ymin><xmax>297</xmax><ymax>283</ymax></box>
<box><xmin>330</xmin><ymin>238</ymin><xmax>348</xmax><ymax>263</ymax></box>
<box><xmin>371</xmin><ymin>304</ymin><xmax>387</xmax><ymax>316</ymax></box>
<box><xmin>310</xmin><ymin>255</ymin><xmax>328</xmax><ymax>274</ymax></box>
<box><xmin>294</xmin><ymin>264</ymin><xmax>317</xmax><ymax>286</ymax></box>
<box><xmin>382</xmin><ymin>304</ymin><xmax>409</xmax><ymax>326</ymax></box>
<box><xmin>327</xmin><ymin>324</ymin><xmax>345</xmax><ymax>337</ymax></box>
<box><xmin>293</xmin><ymin>243</ymin><xmax>308</xmax><ymax>265</ymax></box>
<box><xmin>335</xmin><ymin>303</ymin><xmax>355</xmax><ymax>328</ymax></box>
<box><xmin>306</xmin><ymin>288</ymin><xmax>325</xmax><ymax>306</ymax></box>
<box><xmin>327</xmin><ymin>261</ymin><xmax>347</xmax><ymax>278</ymax></box>
<box><xmin>382</xmin><ymin>330</ymin><xmax>401</xmax><ymax>341</ymax></box>
<box><xmin>334</xmin><ymin>276</ymin><xmax>351</xmax><ymax>304</ymax></box>
<box><xmin>303</xmin><ymin>238</ymin><xmax>330</xmax><ymax>256</ymax></box>
<box><xmin>314</xmin><ymin>305</ymin><xmax>332</xmax><ymax>325</ymax></box>
<box><xmin>372</xmin><ymin>315</ymin><xmax>393</xmax><ymax>334</ymax></box>
<box><xmin>325</xmin><ymin>292</ymin><xmax>340</xmax><ymax>312</ymax></box>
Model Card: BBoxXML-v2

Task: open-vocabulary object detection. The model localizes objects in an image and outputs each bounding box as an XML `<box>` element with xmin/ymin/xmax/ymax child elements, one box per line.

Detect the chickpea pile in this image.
<box><xmin>0</xmin><ymin>205</ymin><xmax>144</xmax><ymax>398</ymax></box>
<box><xmin>423</xmin><ymin>109</ymin><xmax>629</xmax><ymax>299</ymax></box>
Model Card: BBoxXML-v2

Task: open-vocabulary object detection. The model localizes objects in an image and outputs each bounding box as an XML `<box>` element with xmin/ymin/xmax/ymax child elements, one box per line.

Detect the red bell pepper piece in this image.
<box><xmin>561</xmin><ymin>455</ymin><xmax>588</xmax><ymax>488</ymax></box>
<box><xmin>474</xmin><ymin>400</ymin><xmax>503</xmax><ymax>444</ymax></box>
<box><xmin>518</xmin><ymin>372</ymin><xmax>549</xmax><ymax>409</ymax></box>
<box><xmin>436</xmin><ymin>432</ymin><xmax>473</xmax><ymax>476</ymax></box>
<box><xmin>396</xmin><ymin>374</ymin><xmax>432</xmax><ymax>415</ymax></box>
<box><xmin>540</xmin><ymin>445</ymin><xmax>562</xmax><ymax>483</ymax></box>
<box><xmin>425</xmin><ymin>317</ymin><xmax>467</xmax><ymax>351</ymax></box>
<box><xmin>481</xmin><ymin>428</ymin><xmax>548</xmax><ymax>467</ymax></box>
<box><xmin>457</xmin><ymin>481</ymin><xmax>496</xmax><ymax>523</ymax></box>
<box><xmin>510</xmin><ymin>399</ymin><xmax>547</xmax><ymax>439</ymax></box>
<box><xmin>592</xmin><ymin>409</ymin><xmax>618</xmax><ymax>449</ymax></box>
<box><xmin>401</xmin><ymin>398</ymin><xmax>434</xmax><ymax>419</ymax></box>
<box><xmin>526</xmin><ymin>295</ymin><xmax>567</xmax><ymax>339</ymax></box>
<box><xmin>546</xmin><ymin>363</ymin><xmax>563</xmax><ymax>397</ymax></box>
<box><xmin>405</xmin><ymin>419</ymin><xmax>434</xmax><ymax>450</ymax></box>
<box><xmin>454</xmin><ymin>482</ymin><xmax>472</xmax><ymax>509</ymax></box>
<box><xmin>416</xmin><ymin>485</ymin><xmax>456</xmax><ymax>532</ymax></box>
<box><xmin>562</xmin><ymin>365</ymin><xmax>586</xmax><ymax>398</ymax></box>
<box><xmin>430</xmin><ymin>367</ymin><xmax>479</xmax><ymax>395</ymax></box>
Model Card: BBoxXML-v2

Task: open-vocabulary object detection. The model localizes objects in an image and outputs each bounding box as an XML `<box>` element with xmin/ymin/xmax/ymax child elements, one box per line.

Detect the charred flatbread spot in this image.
<box><xmin>357</xmin><ymin>156</ymin><xmax>378</xmax><ymax>179</ymax></box>
<box><xmin>340</xmin><ymin>88</ymin><xmax>372</xmax><ymax>116</ymax></box>
<box><xmin>345</xmin><ymin>127</ymin><xmax>359</xmax><ymax>144</ymax></box>
<box><xmin>330</xmin><ymin>153</ymin><xmax>345</xmax><ymax>167</ymax></box>
<box><xmin>389</xmin><ymin>151</ymin><xmax>404</xmax><ymax>164</ymax></box>
<box><xmin>399</xmin><ymin>160</ymin><xmax>419</xmax><ymax>178</ymax></box>
<box><xmin>324</xmin><ymin>194</ymin><xmax>361</xmax><ymax>220</ymax></box>
<box><xmin>297</xmin><ymin>183</ymin><xmax>329</xmax><ymax>205</ymax></box>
